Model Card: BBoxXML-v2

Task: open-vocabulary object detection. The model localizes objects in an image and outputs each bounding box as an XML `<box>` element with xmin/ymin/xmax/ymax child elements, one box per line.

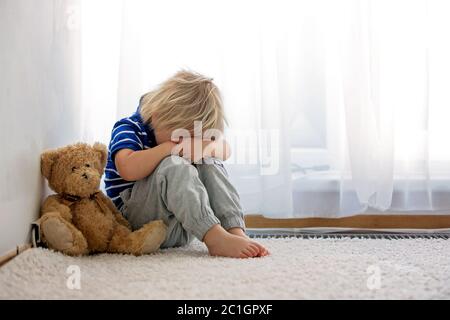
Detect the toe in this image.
<box><xmin>247</xmin><ymin>245</ymin><xmax>258</xmax><ymax>257</ymax></box>
<box><xmin>255</xmin><ymin>244</ymin><xmax>269</xmax><ymax>257</ymax></box>
<box><xmin>260</xmin><ymin>246</ymin><xmax>269</xmax><ymax>256</ymax></box>
<box><xmin>239</xmin><ymin>251</ymin><xmax>249</xmax><ymax>258</ymax></box>
<box><xmin>249</xmin><ymin>244</ymin><xmax>261</xmax><ymax>257</ymax></box>
<box><xmin>252</xmin><ymin>242</ymin><xmax>266</xmax><ymax>256</ymax></box>
<box><xmin>243</xmin><ymin>248</ymin><xmax>253</xmax><ymax>257</ymax></box>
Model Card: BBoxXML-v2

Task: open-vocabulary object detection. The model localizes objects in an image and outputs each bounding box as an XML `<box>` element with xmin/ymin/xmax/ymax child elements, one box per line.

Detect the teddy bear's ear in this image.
<box><xmin>92</xmin><ymin>142</ymin><xmax>108</xmax><ymax>169</ymax></box>
<box><xmin>41</xmin><ymin>149</ymin><xmax>60</xmax><ymax>180</ymax></box>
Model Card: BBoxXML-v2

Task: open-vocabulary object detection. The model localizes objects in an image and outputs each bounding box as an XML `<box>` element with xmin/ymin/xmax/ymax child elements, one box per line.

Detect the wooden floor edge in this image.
<box><xmin>244</xmin><ymin>214</ymin><xmax>450</xmax><ymax>229</ymax></box>
<box><xmin>0</xmin><ymin>244</ymin><xmax>32</xmax><ymax>267</ymax></box>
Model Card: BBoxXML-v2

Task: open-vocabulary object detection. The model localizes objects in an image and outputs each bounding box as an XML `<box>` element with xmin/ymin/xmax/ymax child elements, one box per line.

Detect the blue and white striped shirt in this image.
<box><xmin>105</xmin><ymin>107</ymin><xmax>157</xmax><ymax>209</ymax></box>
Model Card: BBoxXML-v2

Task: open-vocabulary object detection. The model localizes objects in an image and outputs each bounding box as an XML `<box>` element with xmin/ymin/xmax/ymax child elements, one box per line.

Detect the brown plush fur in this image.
<box><xmin>38</xmin><ymin>143</ymin><xmax>167</xmax><ymax>256</ymax></box>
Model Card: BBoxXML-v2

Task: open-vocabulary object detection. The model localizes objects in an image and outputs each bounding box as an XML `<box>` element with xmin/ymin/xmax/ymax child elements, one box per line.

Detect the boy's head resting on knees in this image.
<box><xmin>139</xmin><ymin>70</ymin><xmax>227</xmax><ymax>144</ymax></box>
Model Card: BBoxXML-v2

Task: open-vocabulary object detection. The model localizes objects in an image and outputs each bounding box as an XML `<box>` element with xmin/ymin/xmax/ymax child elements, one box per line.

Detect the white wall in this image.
<box><xmin>0</xmin><ymin>0</ymin><xmax>81</xmax><ymax>256</ymax></box>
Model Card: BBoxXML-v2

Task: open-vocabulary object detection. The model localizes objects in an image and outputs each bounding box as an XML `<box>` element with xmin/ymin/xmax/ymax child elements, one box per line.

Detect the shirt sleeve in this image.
<box><xmin>109</xmin><ymin>121</ymin><xmax>144</xmax><ymax>161</ymax></box>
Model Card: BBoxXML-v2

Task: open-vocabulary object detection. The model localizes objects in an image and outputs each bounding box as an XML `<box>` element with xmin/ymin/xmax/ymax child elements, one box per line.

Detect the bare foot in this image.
<box><xmin>204</xmin><ymin>225</ymin><xmax>264</xmax><ymax>258</ymax></box>
<box><xmin>227</xmin><ymin>227</ymin><xmax>270</xmax><ymax>257</ymax></box>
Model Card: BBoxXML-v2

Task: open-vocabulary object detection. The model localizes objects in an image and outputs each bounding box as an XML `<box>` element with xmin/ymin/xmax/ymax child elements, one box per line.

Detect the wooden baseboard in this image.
<box><xmin>0</xmin><ymin>244</ymin><xmax>32</xmax><ymax>267</ymax></box>
<box><xmin>245</xmin><ymin>214</ymin><xmax>450</xmax><ymax>229</ymax></box>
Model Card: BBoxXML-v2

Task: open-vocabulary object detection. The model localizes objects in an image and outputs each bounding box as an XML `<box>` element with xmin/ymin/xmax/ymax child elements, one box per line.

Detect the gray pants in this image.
<box><xmin>119</xmin><ymin>156</ymin><xmax>245</xmax><ymax>248</ymax></box>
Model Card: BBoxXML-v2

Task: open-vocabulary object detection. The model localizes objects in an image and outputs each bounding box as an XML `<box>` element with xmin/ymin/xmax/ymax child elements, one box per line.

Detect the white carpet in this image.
<box><xmin>1</xmin><ymin>237</ymin><xmax>450</xmax><ymax>299</ymax></box>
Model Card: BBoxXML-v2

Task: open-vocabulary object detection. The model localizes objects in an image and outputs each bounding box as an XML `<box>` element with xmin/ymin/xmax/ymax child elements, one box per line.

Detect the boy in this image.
<box><xmin>105</xmin><ymin>70</ymin><xmax>269</xmax><ymax>258</ymax></box>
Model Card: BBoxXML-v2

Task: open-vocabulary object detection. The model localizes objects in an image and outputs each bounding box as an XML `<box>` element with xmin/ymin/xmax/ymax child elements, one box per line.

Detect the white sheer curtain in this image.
<box><xmin>80</xmin><ymin>0</ymin><xmax>450</xmax><ymax>218</ymax></box>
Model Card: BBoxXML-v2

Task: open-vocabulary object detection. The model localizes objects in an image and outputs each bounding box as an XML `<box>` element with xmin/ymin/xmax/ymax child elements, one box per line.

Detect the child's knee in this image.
<box><xmin>157</xmin><ymin>155</ymin><xmax>196</xmax><ymax>176</ymax></box>
<box><xmin>197</xmin><ymin>160</ymin><xmax>228</xmax><ymax>177</ymax></box>
<box><xmin>159</xmin><ymin>155</ymin><xmax>189</xmax><ymax>168</ymax></box>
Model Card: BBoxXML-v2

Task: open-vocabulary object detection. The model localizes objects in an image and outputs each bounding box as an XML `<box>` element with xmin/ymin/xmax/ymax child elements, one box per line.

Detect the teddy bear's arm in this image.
<box><xmin>96</xmin><ymin>192</ymin><xmax>131</xmax><ymax>229</ymax></box>
<box><xmin>41</xmin><ymin>195</ymin><xmax>73</xmax><ymax>222</ymax></box>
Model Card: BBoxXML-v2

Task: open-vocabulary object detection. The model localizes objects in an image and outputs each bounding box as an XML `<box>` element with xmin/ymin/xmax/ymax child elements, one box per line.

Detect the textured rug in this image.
<box><xmin>1</xmin><ymin>237</ymin><xmax>449</xmax><ymax>299</ymax></box>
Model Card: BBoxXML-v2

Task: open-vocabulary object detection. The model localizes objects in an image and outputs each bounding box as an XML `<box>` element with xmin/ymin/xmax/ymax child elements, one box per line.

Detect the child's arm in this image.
<box><xmin>115</xmin><ymin>141</ymin><xmax>176</xmax><ymax>181</ymax></box>
<box><xmin>176</xmin><ymin>137</ymin><xmax>231</xmax><ymax>162</ymax></box>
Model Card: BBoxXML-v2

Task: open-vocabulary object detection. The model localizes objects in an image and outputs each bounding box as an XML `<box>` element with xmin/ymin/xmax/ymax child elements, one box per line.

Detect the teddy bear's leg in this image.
<box><xmin>108</xmin><ymin>220</ymin><xmax>167</xmax><ymax>255</ymax></box>
<box><xmin>40</xmin><ymin>212</ymin><xmax>89</xmax><ymax>256</ymax></box>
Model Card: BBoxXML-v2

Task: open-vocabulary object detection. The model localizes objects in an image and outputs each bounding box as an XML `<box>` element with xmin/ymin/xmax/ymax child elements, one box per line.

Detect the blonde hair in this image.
<box><xmin>140</xmin><ymin>70</ymin><xmax>226</xmax><ymax>133</ymax></box>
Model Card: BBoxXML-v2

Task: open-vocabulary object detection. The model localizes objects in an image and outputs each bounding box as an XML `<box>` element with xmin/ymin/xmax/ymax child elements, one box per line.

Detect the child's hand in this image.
<box><xmin>172</xmin><ymin>137</ymin><xmax>211</xmax><ymax>163</ymax></box>
<box><xmin>171</xmin><ymin>136</ymin><xmax>230</xmax><ymax>163</ymax></box>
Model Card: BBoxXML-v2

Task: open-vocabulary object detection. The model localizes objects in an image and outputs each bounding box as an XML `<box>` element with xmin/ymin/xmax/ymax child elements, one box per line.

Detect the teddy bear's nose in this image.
<box><xmin>82</xmin><ymin>173</ymin><xmax>89</xmax><ymax>179</ymax></box>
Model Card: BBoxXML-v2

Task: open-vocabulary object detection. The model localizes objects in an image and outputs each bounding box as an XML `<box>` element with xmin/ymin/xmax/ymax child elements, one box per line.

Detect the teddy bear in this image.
<box><xmin>37</xmin><ymin>142</ymin><xmax>167</xmax><ymax>256</ymax></box>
